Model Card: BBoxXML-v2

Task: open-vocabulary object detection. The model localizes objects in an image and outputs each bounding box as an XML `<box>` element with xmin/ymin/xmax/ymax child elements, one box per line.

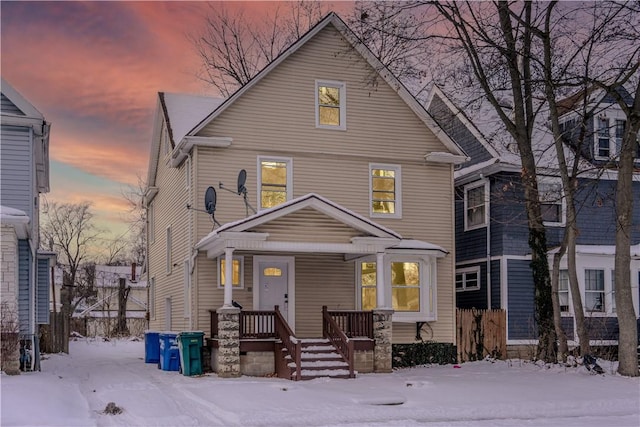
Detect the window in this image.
<box><xmin>315</xmin><ymin>80</ymin><xmax>346</xmax><ymax>130</ymax></box>
<box><xmin>218</xmin><ymin>256</ymin><xmax>244</xmax><ymax>288</ymax></box>
<box><xmin>360</xmin><ymin>262</ymin><xmax>377</xmax><ymax>311</ymax></box>
<box><xmin>370</xmin><ymin>164</ymin><xmax>402</xmax><ymax>218</ymax></box>
<box><xmin>538</xmin><ymin>178</ymin><xmax>565</xmax><ymax>226</ymax></box>
<box><xmin>610</xmin><ymin>270</ymin><xmax>616</xmax><ymax>313</ymax></box>
<box><xmin>358</xmin><ymin>258</ymin><xmax>435</xmax><ymax>321</ymax></box>
<box><xmin>464</xmin><ymin>180</ymin><xmax>488</xmax><ymax>230</ymax></box>
<box><xmin>258</xmin><ymin>157</ymin><xmax>292</xmax><ymax>210</ymax></box>
<box><xmin>596</xmin><ymin>117</ymin><xmax>611</xmax><ymax>158</ymax></box>
<box><xmin>585</xmin><ymin>269</ymin><xmax>604</xmax><ymax>312</ymax></box>
<box><xmin>165</xmin><ymin>226</ymin><xmax>172</xmax><ymax>274</ymax></box>
<box><xmin>558</xmin><ymin>270</ymin><xmax>569</xmax><ymax>312</ymax></box>
<box><xmin>391</xmin><ymin>261</ymin><xmax>420</xmax><ymax>312</ymax></box>
<box><xmin>148</xmin><ymin>202</ymin><xmax>155</xmax><ymax>244</ymax></box>
<box><xmin>455</xmin><ymin>267</ymin><xmax>480</xmax><ymax>292</ymax></box>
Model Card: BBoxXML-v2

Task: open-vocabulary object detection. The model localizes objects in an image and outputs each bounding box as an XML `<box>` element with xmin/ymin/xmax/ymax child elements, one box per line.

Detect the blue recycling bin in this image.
<box><xmin>144</xmin><ymin>331</ymin><xmax>160</xmax><ymax>364</ymax></box>
<box><xmin>158</xmin><ymin>332</ymin><xmax>180</xmax><ymax>371</ymax></box>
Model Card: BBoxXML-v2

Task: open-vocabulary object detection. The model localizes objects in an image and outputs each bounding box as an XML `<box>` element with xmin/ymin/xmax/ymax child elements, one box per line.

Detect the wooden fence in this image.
<box><xmin>456</xmin><ymin>308</ymin><xmax>506</xmax><ymax>362</ymax></box>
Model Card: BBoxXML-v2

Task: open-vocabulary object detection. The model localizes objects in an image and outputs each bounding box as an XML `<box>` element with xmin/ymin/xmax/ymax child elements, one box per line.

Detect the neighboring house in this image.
<box><xmin>145</xmin><ymin>13</ymin><xmax>467</xmax><ymax>379</ymax></box>
<box><xmin>0</xmin><ymin>77</ymin><xmax>55</xmax><ymax>372</ymax></box>
<box><xmin>53</xmin><ymin>264</ymin><xmax>148</xmax><ymax>337</ymax></box>
<box><xmin>427</xmin><ymin>85</ymin><xmax>640</xmax><ymax>353</ymax></box>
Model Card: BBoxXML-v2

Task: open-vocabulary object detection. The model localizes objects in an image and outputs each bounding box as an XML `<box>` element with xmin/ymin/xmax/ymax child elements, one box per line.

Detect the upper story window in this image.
<box><xmin>538</xmin><ymin>177</ymin><xmax>565</xmax><ymax>226</ymax></box>
<box><xmin>464</xmin><ymin>180</ymin><xmax>488</xmax><ymax>231</ymax></box>
<box><xmin>596</xmin><ymin>117</ymin><xmax>611</xmax><ymax>159</ymax></box>
<box><xmin>455</xmin><ymin>266</ymin><xmax>480</xmax><ymax>292</ymax></box>
<box><xmin>370</xmin><ymin>164</ymin><xmax>402</xmax><ymax>218</ymax></box>
<box><xmin>316</xmin><ymin>80</ymin><xmax>346</xmax><ymax>130</ymax></box>
<box><xmin>258</xmin><ymin>156</ymin><xmax>292</xmax><ymax>210</ymax></box>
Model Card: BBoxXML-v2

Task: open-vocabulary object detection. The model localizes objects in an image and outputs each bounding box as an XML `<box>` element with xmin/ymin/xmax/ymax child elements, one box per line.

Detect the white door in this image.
<box><xmin>258</xmin><ymin>261</ymin><xmax>289</xmax><ymax>321</ymax></box>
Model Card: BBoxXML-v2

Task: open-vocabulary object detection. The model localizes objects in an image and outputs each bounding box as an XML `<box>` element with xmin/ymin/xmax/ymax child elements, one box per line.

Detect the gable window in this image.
<box><xmin>596</xmin><ymin>117</ymin><xmax>611</xmax><ymax>159</ymax></box>
<box><xmin>166</xmin><ymin>226</ymin><xmax>172</xmax><ymax>274</ymax></box>
<box><xmin>585</xmin><ymin>269</ymin><xmax>604</xmax><ymax>312</ymax></box>
<box><xmin>455</xmin><ymin>266</ymin><xmax>480</xmax><ymax>292</ymax></box>
<box><xmin>558</xmin><ymin>270</ymin><xmax>569</xmax><ymax>312</ymax></box>
<box><xmin>258</xmin><ymin>157</ymin><xmax>292</xmax><ymax>210</ymax></box>
<box><xmin>464</xmin><ymin>180</ymin><xmax>488</xmax><ymax>231</ymax></box>
<box><xmin>315</xmin><ymin>80</ymin><xmax>346</xmax><ymax>130</ymax></box>
<box><xmin>538</xmin><ymin>177</ymin><xmax>565</xmax><ymax>226</ymax></box>
<box><xmin>218</xmin><ymin>256</ymin><xmax>244</xmax><ymax>288</ymax></box>
<box><xmin>370</xmin><ymin>164</ymin><xmax>402</xmax><ymax>218</ymax></box>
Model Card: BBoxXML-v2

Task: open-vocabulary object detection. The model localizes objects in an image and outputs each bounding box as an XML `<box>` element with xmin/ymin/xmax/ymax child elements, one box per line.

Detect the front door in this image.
<box><xmin>258</xmin><ymin>260</ymin><xmax>289</xmax><ymax>322</ymax></box>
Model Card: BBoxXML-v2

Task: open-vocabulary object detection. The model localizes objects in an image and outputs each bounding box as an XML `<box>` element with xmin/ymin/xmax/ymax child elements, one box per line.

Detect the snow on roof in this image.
<box><xmin>548</xmin><ymin>244</ymin><xmax>640</xmax><ymax>257</ymax></box>
<box><xmin>0</xmin><ymin>205</ymin><xmax>28</xmax><ymax>219</ymax></box>
<box><xmin>163</xmin><ymin>92</ymin><xmax>224</xmax><ymax>144</ymax></box>
<box><xmin>390</xmin><ymin>239</ymin><xmax>448</xmax><ymax>255</ymax></box>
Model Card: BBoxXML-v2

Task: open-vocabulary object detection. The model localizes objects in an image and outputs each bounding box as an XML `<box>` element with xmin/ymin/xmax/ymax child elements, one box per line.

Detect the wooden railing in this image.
<box><xmin>274</xmin><ymin>305</ymin><xmax>301</xmax><ymax>381</ymax></box>
<box><xmin>322</xmin><ymin>306</ymin><xmax>355</xmax><ymax>378</ymax></box>
<box><xmin>239</xmin><ymin>310</ymin><xmax>276</xmax><ymax>339</ymax></box>
<box><xmin>325</xmin><ymin>309</ymin><xmax>373</xmax><ymax>338</ymax></box>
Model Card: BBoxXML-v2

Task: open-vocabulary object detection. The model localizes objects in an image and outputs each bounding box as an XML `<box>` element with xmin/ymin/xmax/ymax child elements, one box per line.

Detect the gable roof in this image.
<box><xmin>186</xmin><ymin>12</ymin><xmax>465</xmax><ymax>159</ymax></box>
<box><xmin>1</xmin><ymin>77</ymin><xmax>44</xmax><ymax>119</ymax></box>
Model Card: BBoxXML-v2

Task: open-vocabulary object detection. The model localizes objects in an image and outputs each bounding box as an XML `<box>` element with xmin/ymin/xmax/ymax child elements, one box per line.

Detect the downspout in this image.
<box><xmin>187</xmin><ymin>151</ymin><xmax>194</xmax><ymax>330</ymax></box>
<box><xmin>484</xmin><ymin>175</ymin><xmax>492</xmax><ymax>310</ymax></box>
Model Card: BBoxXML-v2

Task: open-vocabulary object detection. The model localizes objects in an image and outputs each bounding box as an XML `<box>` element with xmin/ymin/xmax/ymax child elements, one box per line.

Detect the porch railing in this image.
<box><xmin>325</xmin><ymin>308</ymin><xmax>374</xmax><ymax>339</ymax></box>
<box><xmin>322</xmin><ymin>306</ymin><xmax>355</xmax><ymax>378</ymax></box>
<box><xmin>239</xmin><ymin>310</ymin><xmax>276</xmax><ymax>339</ymax></box>
<box><xmin>274</xmin><ymin>305</ymin><xmax>301</xmax><ymax>381</ymax></box>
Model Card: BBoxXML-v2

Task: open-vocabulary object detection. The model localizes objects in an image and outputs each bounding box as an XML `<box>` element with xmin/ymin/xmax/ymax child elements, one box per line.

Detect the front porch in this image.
<box><xmin>207</xmin><ymin>306</ymin><xmax>391</xmax><ymax>380</ymax></box>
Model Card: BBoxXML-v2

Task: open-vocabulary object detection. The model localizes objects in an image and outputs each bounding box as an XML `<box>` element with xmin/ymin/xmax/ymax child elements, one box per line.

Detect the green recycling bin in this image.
<box><xmin>177</xmin><ymin>331</ymin><xmax>205</xmax><ymax>376</ymax></box>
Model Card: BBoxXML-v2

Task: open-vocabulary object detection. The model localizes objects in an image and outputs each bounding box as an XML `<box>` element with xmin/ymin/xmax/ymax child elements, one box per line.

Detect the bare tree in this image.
<box><xmin>191</xmin><ymin>1</ymin><xmax>330</xmax><ymax>97</ymax></box>
<box><xmin>41</xmin><ymin>202</ymin><xmax>101</xmax><ymax>330</ymax></box>
<box><xmin>121</xmin><ymin>176</ymin><xmax>147</xmax><ymax>267</ymax></box>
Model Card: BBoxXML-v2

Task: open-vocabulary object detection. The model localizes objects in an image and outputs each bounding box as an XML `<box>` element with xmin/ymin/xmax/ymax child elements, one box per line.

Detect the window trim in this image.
<box><xmin>584</xmin><ymin>268</ymin><xmax>605</xmax><ymax>313</ymax></box>
<box><xmin>369</xmin><ymin>163</ymin><xmax>402</xmax><ymax>219</ymax></box>
<box><xmin>217</xmin><ymin>255</ymin><xmax>245</xmax><ymax>289</ymax></box>
<box><xmin>538</xmin><ymin>176</ymin><xmax>566</xmax><ymax>227</ymax></box>
<box><xmin>455</xmin><ymin>266</ymin><xmax>481</xmax><ymax>292</ymax></box>
<box><xmin>257</xmin><ymin>156</ymin><xmax>293</xmax><ymax>211</ymax></box>
<box><xmin>463</xmin><ymin>179</ymin><xmax>489</xmax><ymax>231</ymax></box>
<box><xmin>558</xmin><ymin>269</ymin><xmax>570</xmax><ymax>313</ymax></box>
<box><xmin>594</xmin><ymin>116</ymin><xmax>611</xmax><ymax>160</ymax></box>
<box><xmin>315</xmin><ymin>80</ymin><xmax>346</xmax><ymax>130</ymax></box>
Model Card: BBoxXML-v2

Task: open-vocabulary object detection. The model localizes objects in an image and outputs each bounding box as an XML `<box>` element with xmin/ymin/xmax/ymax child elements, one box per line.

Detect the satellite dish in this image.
<box><xmin>237</xmin><ymin>169</ymin><xmax>247</xmax><ymax>195</ymax></box>
<box><xmin>205</xmin><ymin>186</ymin><xmax>217</xmax><ymax>215</ymax></box>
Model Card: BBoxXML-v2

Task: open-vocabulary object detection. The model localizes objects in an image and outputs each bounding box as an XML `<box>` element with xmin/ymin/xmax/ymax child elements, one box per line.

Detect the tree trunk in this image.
<box><xmin>614</xmin><ymin>86</ymin><xmax>639</xmax><ymax>377</ymax></box>
<box><xmin>114</xmin><ymin>278</ymin><xmax>130</xmax><ymax>337</ymax></box>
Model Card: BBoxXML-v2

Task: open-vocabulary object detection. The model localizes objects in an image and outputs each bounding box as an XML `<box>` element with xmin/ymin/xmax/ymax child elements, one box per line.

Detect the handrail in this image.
<box><xmin>326</xmin><ymin>309</ymin><xmax>374</xmax><ymax>339</ymax></box>
<box><xmin>274</xmin><ymin>305</ymin><xmax>301</xmax><ymax>381</ymax></box>
<box><xmin>322</xmin><ymin>306</ymin><xmax>355</xmax><ymax>378</ymax></box>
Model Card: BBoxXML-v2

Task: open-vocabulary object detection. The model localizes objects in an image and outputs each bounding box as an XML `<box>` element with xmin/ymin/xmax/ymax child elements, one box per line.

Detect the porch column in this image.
<box><xmin>216</xmin><ymin>306</ymin><xmax>241</xmax><ymax>378</ymax></box>
<box><xmin>223</xmin><ymin>247</ymin><xmax>234</xmax><ymax>307</ymax></box>
<box><xmin>372</xmin><ymin>309</ymin><xmax>393</xmax><ymax>373</ymax></box>
<box><xmin>375</xmin><ymin>252</ymin><xmax>386</xmax><ymax>308</ymax></box>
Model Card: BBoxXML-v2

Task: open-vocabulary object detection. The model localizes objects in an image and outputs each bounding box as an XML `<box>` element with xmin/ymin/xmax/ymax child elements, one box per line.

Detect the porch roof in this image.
<box><xmin>195</xmin><ymin>193</ymin><xmax>447</xmax><ymax>259</ymax></box>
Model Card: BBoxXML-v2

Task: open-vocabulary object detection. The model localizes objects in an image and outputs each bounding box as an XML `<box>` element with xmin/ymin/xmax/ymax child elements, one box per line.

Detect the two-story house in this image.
<box><xmin>1</xmin><ymin>78</ymin><xmax>55</xmax><ymax>373</ymax></box>
<box><xmin>427</xmin><ymin>85</ymin><xmax>640</xmax><ymax>356</ymax></box>
<box><xmin>145</xmin><ymin>13</ymin><xmax>466</xmax><ymax>380</ymax></box>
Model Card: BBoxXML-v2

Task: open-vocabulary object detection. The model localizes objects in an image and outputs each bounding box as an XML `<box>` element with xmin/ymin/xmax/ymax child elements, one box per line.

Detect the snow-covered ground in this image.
<box><xmin>1</xmin><ymin>338</ymin><xmax>639</xmax><ymax>427</ymax></box>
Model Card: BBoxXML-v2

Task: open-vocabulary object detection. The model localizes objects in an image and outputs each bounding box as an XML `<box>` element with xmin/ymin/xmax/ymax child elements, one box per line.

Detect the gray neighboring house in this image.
<box><xmin>1</xmin><ymin>77</ymin><xmax>55</xmax><ymax>372</ymax></box>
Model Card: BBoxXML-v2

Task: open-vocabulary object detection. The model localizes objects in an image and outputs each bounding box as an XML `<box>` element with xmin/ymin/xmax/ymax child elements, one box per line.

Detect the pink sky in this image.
<box><xmin>1</xmin><ymin>1</ymin><xmax>353</xmax><ymax>242</ymax></box>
